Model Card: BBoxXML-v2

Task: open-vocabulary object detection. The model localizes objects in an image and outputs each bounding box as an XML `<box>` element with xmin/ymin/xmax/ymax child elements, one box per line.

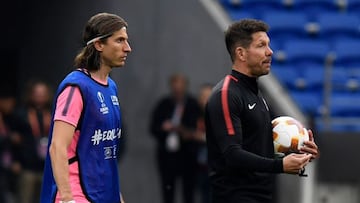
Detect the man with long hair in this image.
<box><xmin>40</xmin><ymin>12</ymin><xmax>131</xmax><ymax>203</ymax></box>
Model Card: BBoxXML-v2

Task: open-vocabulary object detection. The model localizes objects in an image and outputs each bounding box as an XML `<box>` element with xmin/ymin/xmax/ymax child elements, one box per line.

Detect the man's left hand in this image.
<box><xmin>300</xmin><ymin>129</ymin><xmax>319</xmax><ymax>160</ymax></box>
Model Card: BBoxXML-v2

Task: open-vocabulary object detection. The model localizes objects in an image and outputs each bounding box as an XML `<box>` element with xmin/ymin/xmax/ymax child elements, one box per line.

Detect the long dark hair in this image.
<box><xmin>74</xmin><ymin>13</ymin><xmax>128</xmax><ymax>71</ymax></box>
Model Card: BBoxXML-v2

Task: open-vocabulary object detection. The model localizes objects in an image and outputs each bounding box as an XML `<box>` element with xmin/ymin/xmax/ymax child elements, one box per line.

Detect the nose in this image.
<box><xmin>266</xmin><ymin>45</ymin><xmax>273</xmax><ymax>56</ymax></box>
<box><xmin>124</xmin><ymin>40</ymin><xmax>132</xmax><ymax>52</ymax></box>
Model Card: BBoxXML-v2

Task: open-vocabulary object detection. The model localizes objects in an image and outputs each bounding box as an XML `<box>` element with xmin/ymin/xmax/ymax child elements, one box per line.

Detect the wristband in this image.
<box><xmin>60</xmin><ymin>201</ymin><xmax>76</xmax><ymax>203</ymax></box>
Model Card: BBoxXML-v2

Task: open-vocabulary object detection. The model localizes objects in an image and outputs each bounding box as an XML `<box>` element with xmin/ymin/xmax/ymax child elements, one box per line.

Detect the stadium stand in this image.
<box><xmin>333</xmin><ymin>38</ymin><xmax>360</xmax><ymax>67</ymax></box>
<box><xmin>262</xmin><ymin>12</ymin><xmax>309</xmax><ymax>42</ymax></box>
<box><xmin>303</xmin><ymin>66</ymin><xmax>324</xmax><ymax>91</ymax></box>
<box><xmin>316</xmin><ymin>12</ymin><xmax>360</xmax><ymax>40</ymax></box>
<box><xmin>331</xmin><ymin>67</ymin><xmax>358</xmax><ymax>92</ymax></box>
<box><xmin>291</xmin><ymin>0</ymin><xmax>343</xmax><ymax>16</ymax></box>
<box><xmin>289</xmin><ymin>90</ymin><xmax>322</xmax><ymax>116</ymax></box>
<box><xmin>220</xmin><ymin>0</ymin><xmax>360</xmax><ymax>132</ymax></box>
<box><xmin>329</xmin><ymin>92</ymin><xmax>360</xmax><ymax>117</ymax></box>
<box><xmin>271</xmin><ymin>65</ymin><xmax>305</xmax><ymax>90</ymax></box>
<box><xmin>232</xmin><ymin>0</ymin><xmax>285</xmax><ymax>14</ymax></box>
<box><xmin>282</xmin><ymin>40</ymin><xmax>331</xmax><ymax>67</ymax></box>
<box><xmin>220</xmin><ymin>0</ymin><xmax>285</xmax><ymax>10</ymax></box>
<box><xmin>315</xmin><ymin>116</ymin><xmax>360</xmax><ymax>132</ymax></box>
<box><xmin>347</xmin><ymin>0</ymin><xmax>360</xmax><ymax>13</ymax></box>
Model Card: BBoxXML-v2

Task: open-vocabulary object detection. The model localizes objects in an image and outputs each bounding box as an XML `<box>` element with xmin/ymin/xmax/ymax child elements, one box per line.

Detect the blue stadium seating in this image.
<box><xmin>236</xmin><ymin>0</ymin><xmax>285</xmax><ymax>13</ymax></box>
<box><xmin>303</xmin><ymin>66</ymin><xmax>324</xmax><ymax>90</ymax></box>
<box><xmin>289</xmin><ymin>90</ymin><xmax>322</xmax><ymax>116</ymax></box>
<box><xmin>316</xmin><ymin>13</ymin><xmax>360</xmax><ymax>40</ymax></box>
<box><xmin>292</xmin><ymin>0</ymin><xmax>342</xmax><ymax>17</ymax></box>
<box><xmin>271</xmin><ymin>65</ymin><xmax>305</xmax><ymax>90</ymax></box>
<box><xmin>282</xmin><ymin>40</ymin><xmax>330</xmax><ymax>67</ymax></box>
<box><xmin>270</xmin><ymin>41</ymin><xmax>286</xmax><ymax>65</ymax></box>
<box><xmin>262</xmin><ymin>12</ymin><xmax>309</xmax><ymax>41</ymax></box>
<box><xmin>329</xmin><ymin>92</ymin><xmax>360</xmax><ymax>116</ymax></box>
<box><xmin>333</xmin><ymin>39</ymin><xmax>360</xmax><ymax>67</ymax></box>
<box><xmin>272</xmin><ymin>65</ymin><xmax>325</xmax><ymax>91</ymax></box>
<box><xmin>269</xmin><ymin>40</ymin><xmax>279</xmax><ymax>52</ymax></box>
<box><xmin>330</xmin><ymin>67</ymin><xmax>360</xmax><ymax>92</ymax></box>
<box><xmin>347</xmin><ymin>0</ymin><xmax>360</xmax><ymax>13</ymax></box>
<box><xmin>315</xmin><ymin>117</ymin><xmax>360</xmax><ymax>132</ymax></box>
<box><xmin>348</xmin><ymin>67</ymin><xmax>360</xmax><ymax>80</ymax></box>
<box><xmin>331</xmin><ymin>67</ymin><xmax>353</xmax><ymax>91</ymax></box>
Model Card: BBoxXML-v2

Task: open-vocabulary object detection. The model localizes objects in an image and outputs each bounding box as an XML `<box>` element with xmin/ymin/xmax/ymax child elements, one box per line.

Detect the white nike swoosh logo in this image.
<box><xmin>248</xmin><ymin>103</ymin><xmax>256</xmax><ymax>110</ymax></box>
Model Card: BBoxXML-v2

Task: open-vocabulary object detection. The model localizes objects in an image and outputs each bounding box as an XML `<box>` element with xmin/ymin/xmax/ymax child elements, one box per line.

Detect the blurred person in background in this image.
<box><xmin>40</xmin><ymin>12</ymin><xmax>131</xmax><ymax>203</ymax></box>
<box><xmin>150</xmin><ymin>73</ymin><xmax>201</xmax><ymax>203</ymax></box>
<box><xmin>194</xmin><ymin>83</ymin><xmax>213</xmax><ymax>203</ymax></box>
<box><xmin>17</xmin><ymin>79</ymin><xmax>53</xmax><ymax>203</ymax></box>
<box><xmin>0</xmin><ymin>88</ymin><xmax>31</xmax><ymax>203</ymax></box>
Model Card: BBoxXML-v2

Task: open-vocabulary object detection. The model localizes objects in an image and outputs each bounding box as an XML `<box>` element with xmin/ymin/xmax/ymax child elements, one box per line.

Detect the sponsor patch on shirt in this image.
<box><xmin>97</xmin><ymin>91</ymin><xmax>109</xmax><ymax>114</ymax></box>
<box><xmin>111</xmin><ymin>95</ymin><xmax>119</xmax><ymax>105</ymax></box>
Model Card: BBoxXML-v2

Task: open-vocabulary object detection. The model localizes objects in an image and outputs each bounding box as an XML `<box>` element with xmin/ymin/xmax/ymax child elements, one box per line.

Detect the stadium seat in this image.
<box><xmin>333</xmin><ymin>39</ymin><xmax>360</xmax><ymax>67</ymax></box>
<box><xmin>316</xmin><ymin>13</ymin><xmax>360</xmax><ymax>40</ymax></box>
<box><xmin>282</xmin><ymin>40</ymin><xmax>331</xmax><ymax>67</ymax></box>
<box><xmin>303</xmin><ymin>66</ymin><xmax>324</xmax><ymax>90</ymax></box>
<box><xmin>269</xmin><ymin>40</ymin><xmax>280</xmax><ymax>52</ymax></box>
<box><xmin>348</xmin><ymin>67</ymin><xmax>360</xmax><ymax>80</ymax></box>
<box><xmin>270</xmin><ymin>40</ymin><xmax>284</xmax><ymax>64</ymax></box>
<box><xmin>314</xmin><ymin>117</ymin><xmax>360</xmax><ymax>132</ymax></box>
<box><xmin>292</xmin><ymin>0</ymin><xmax>341</xmax><ymax>17</ymax></box>
<box><xmin>347</xmin><ymin>0</ymin><xmax>360</xmax><ymax>13</ymax></box>
<box><xmin>329</xmin><ymin>92</ymin><xmax>360</xmax><ymax>116</ymax></box>
<box><xmin>271</xmin><ymin>65</ymin><xmax>306</xmax><ymax>90</ymax></box>
<box><xmin>262</xmin><ymin>12</ymin><xmax>309</xmax><ymax>41</ymax></box>
<box><xmin>236</xmin><ymin>0</ymin><xmax>285</xmax><ymax>13</ymax></box>
<box><xmin>331</xmin><ymin>67</ymin><xmax>351</xmax><ymax>91</ymax></box>
<box><xmin>289</xmin><ymin>90</ymin><xmax>322</xmax><ymax>116</ymax></box>
<box><xmin>331</xmin><ymin>67</ymin><xmax>360</xmax><ymax>92</ymax></box>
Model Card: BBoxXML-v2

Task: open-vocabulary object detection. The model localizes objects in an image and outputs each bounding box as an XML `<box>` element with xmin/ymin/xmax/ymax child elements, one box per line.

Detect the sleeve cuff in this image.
<box><xmin>274</xmin><ymin>158</ymin><xmax>284</xmax><ymax>173</ymax></box>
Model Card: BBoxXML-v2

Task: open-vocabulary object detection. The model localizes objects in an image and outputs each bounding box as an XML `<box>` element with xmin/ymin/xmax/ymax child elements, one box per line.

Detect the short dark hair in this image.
<box><xmin>225</xmin><ymin>19</ymin><xmax>269</xmax><ymax>62</ymax></box>
<box><xmin>74</xmin><ymin>13</ymin><xmax>128</xmax><ymax>71</ymax></box>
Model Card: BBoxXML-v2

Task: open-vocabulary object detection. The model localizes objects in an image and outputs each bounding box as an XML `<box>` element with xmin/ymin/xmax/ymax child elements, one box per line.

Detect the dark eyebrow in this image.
<box><xmin>117</xmin><ymin>35</ymin><xmax>128</xmax><ymax>40</ymax></box>
<box><xmin>258</xmin><ymin>38</ymin><xmax>270</xmax><ymax>44</ymax></box>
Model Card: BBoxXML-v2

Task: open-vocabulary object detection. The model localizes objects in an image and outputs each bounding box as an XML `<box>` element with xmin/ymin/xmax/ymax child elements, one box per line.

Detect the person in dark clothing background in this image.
<box><xmin>16</xmin><ymin>79</ymin><xmax>53</xmax><ymax>203</ymax></box>
<box><xmin>194</xmin><ymin>83</ymin><xmax>213</xmax><ymax>203</ymax></box>
<box><xmin>0</xmin><ymin>87</ymin><xmax>31</xmax><ymax>203</ymax></box>
<box><xmin>205</xmin><ymin>19</ymin><xmax>319</xmax><ymax>203</ymax></box>
<box><xmin>150</xmin><ymin>73</ymin><xmax>201</xmax><ymax>203</ymax></box>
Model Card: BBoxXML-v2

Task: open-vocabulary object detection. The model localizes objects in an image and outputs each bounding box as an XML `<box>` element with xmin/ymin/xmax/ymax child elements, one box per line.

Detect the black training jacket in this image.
<box><xmin>205</xmin><ymin>69</ymin><xmax>283</xmax><ymax>203</ymax></box>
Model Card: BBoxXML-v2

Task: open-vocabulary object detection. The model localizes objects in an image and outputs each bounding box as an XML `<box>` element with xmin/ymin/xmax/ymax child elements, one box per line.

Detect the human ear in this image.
<box><xmin>93</xmin><ymin>40</ymin><xmax>104</xmax><ymax>52</ymax></box>
<box><xmin>235</xmin><ymin>47</ymin><xmax>246</xmax><ymax>62</ymax></box>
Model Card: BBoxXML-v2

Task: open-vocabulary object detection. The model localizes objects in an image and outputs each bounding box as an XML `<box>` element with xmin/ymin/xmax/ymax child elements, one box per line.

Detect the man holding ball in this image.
<box><xmin>205</xmin><ymin>19</ymin><xmax>319</xmax><ymax>203</ymax></box>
